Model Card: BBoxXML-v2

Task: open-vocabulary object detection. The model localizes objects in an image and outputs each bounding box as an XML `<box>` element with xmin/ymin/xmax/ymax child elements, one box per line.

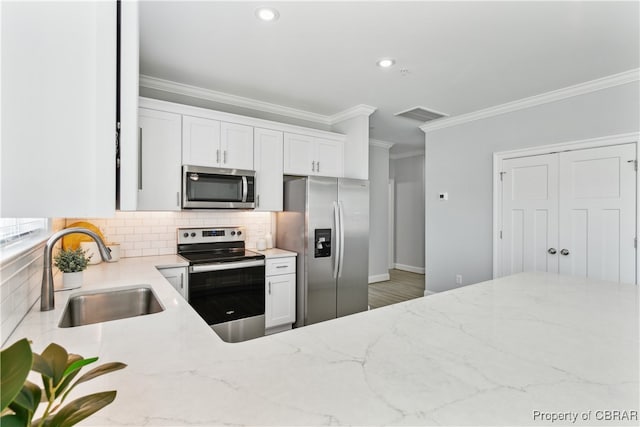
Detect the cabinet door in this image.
<box><xmin>182</xmin><ymin>115</ymin><xmax>221</xmax><ymax>167</ymax></box>
<box><xmin>221</xmin><ymin>122</ymin><xmax>254</xmax><ymax>170</ymax></box>
<box><xmin>138</xmin><ymin>108</ymin><xmax>182</xmax><ymax>211</ymax></box>
<box><xmin>283</xmin><ymin>133</ymin><xmax>315</xmax><ymax>175</ymax></box>
<box><xmin>265</xmin><ymin>273</ymin><xmax>296</xmax><ymax>328</ymax></box>
<box><xmin>1</xmin><ymin>1</ymin><xmax>116</xmax><ymax>217</ymax></box>
<box><xmin>315</xmin><ymin>138</ymin><xmax>344</xmax><ymax>178</ymax></box>
<box><xmin>254</xmin><ymin>128</ymin><xmax>283</xmax><ymax>211</ymax></box>
<box><xmin>158</xmin><ymin>267</ymin><xmax>188</xmax><ymax>299</ymax></box>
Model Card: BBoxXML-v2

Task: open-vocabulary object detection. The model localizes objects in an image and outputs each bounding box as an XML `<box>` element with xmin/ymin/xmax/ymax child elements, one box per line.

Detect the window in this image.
<box><xmin>0</xmin><ymin>218</ymin><xmax>49</xmax><ymax>247</ymax></box>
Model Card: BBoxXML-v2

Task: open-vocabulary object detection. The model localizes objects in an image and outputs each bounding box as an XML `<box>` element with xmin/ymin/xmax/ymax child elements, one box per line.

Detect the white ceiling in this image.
<box><xmin>139</xmin><ymin>1</ymin><xmax>639</xmax><ymax>152</ymax></box>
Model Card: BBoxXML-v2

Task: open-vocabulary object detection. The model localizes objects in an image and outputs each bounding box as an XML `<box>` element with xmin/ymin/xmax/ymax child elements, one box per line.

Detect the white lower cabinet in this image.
<box><xmin>265</xmin><ymin>257</ymin><xmax>296</xmax><ymax>333</ymax></box>
<box><xmin>158</xmin><ymin>266</ymin><xmax>188</xmax><ymax>300</ymax></box>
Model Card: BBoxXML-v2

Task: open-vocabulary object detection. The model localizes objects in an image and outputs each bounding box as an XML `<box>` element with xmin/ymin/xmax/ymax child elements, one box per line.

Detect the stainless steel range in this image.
<box><xmin>177</xmin><ymin>227</ymin><xmax>265</xmax><ymax>343</ymax></box>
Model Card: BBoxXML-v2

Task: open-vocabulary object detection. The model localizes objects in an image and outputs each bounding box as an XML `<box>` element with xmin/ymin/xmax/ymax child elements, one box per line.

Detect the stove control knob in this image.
<box><xmin>230</xmin><ymin>231</ymin><xmax>236</xmax><ymax>236</ymax></box>
<box><xmin>183</xmin><ymin>233</ymin><xmax>189</xmax><ymax>238</ymax></box>
<box><xmin>191</xmin><ymin>232</ymin><xmax>196</xmax><ymax>237</ymax></box>
<box><xmin>237</xmin><ymin>230</ymin><xmax>242</xmax><ymax>236</ymax></box>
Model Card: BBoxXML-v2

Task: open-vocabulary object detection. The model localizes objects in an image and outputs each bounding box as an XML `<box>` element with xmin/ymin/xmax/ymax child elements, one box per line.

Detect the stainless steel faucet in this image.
<box><xmin>41</xmin><ymin>227</ymin><xmax>112</xmax><ymax>311</ymax></box>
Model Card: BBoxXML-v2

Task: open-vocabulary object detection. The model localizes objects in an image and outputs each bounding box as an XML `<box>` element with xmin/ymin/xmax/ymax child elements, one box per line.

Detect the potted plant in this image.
<box><xmin>1</xmin><ymin>338</ymin><xmax>126</xmax><ymax>426</ymax></box>
<box><xmin>54</xmin><ymin>248</ymin><xmax>92</xmax><ymax>289</ymax></box>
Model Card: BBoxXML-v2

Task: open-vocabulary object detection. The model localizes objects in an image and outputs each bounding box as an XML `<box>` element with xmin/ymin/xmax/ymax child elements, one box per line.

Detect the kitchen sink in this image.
<box><xmin>59</xmin><ymin>285</ymin><xmax>164</xmax><ymax>328</ymax></box>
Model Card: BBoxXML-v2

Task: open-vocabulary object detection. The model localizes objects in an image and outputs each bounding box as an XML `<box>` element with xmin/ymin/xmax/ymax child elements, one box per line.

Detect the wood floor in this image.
<box><xmin>368</xmin><ymin>269</ymin><xmax>425</xmax><ymax>309</ymax></box>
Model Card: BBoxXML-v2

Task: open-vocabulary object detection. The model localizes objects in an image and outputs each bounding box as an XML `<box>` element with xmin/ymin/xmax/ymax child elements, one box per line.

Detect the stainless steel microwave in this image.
<box><xmin>182</xmin><ymin>165</ymin><xmax>255</xmax><ymax>209</ymax></box>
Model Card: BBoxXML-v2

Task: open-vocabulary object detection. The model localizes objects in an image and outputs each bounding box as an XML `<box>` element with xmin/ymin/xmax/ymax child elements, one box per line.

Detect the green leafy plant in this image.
<box><xmin>53</xmin><ymin>248</ymin><xmax>92</xmax><ymax>273</ymax></box>
<box><xmin>1</xmin><ymin>338</ymin><xmax>126</xmax><ymax>427</ymax></box>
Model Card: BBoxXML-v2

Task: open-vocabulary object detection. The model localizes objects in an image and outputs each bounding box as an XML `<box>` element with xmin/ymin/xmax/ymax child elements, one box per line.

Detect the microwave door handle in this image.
<box><xmin>242</xmin><ymin>176</ymin><xmax>248</xmax><ymax>202</ymax></box>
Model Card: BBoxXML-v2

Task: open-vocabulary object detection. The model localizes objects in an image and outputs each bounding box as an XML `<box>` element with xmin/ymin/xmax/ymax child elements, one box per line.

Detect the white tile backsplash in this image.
<box><xmin>66</xmin><ymin>211</ymin><xmax>274</xmax><ymax>259</ymax></box>
<box><xmin>0</xmin><ymin>218</ymin><xmax>65</xmax><ymax>344</ymax></box>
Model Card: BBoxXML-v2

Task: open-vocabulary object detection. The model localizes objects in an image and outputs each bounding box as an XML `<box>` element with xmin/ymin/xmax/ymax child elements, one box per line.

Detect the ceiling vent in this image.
<box><xmin>395</xmin><ymin>106</ymin><xmax>448</xmax><ymax>122</ymax></box>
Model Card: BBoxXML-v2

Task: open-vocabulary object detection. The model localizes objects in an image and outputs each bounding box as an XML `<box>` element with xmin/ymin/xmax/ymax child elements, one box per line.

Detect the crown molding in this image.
<box><xmin>390</xmin><ymin>150</ymin><xmax>425</xmax><ymax>160</ymax></box>
<box><xmin>369</xmin><ymin>139</ymin><xmax>395</xmax><ymax>149</ymax></box>
<box><xmin>139</xmin><ymin>74</ymin><xmax>333</xmax><ymax>125</ymax></box>
<box><xmin>328</xmin><ymin>104</ymin><xmax>377</xmax><ymax>124</ymax></box>
<box><xmin>420</xmin><ymin>68</ymin><xmax>640</xmax><ymax>133</ymax></box>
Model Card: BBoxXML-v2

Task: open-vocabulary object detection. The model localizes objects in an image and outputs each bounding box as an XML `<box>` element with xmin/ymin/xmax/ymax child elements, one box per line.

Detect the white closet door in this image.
<box><xmin>501</xmin><ymin>154</ymin><xmax>559</xmax><ymax>276</ymax></box>
<box><xmin>558</xmin><ymin>144</ymin><xmax>636</xmax><ymax>284</ymax></box>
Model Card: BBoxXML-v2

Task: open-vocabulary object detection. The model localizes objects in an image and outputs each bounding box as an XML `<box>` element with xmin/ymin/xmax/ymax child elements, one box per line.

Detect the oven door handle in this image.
<box><xmin>241</xmin><ymin>176</ymin><xmax>248</xmax><ymax>202</ymax></box>
<box><xmin>189</xmin><ymin>259</ymin><xmax>265</xmax><ymax>273</ymax></box>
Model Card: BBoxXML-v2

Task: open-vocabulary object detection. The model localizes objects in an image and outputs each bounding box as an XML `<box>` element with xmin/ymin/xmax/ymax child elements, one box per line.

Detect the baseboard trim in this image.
<box><xmin>424</xmin><ymin>289</ymin><xmax>436</xmax><ymax>297</ymax></box>
<box><xmin>368</xmin><ymin>273</ymin><xmax>390</xmax><ymax>284</ymax></box>
<box><xmin>394</xmin><ymin>264</ymin><xmax>425</xmax><ymax>274</ymax></box>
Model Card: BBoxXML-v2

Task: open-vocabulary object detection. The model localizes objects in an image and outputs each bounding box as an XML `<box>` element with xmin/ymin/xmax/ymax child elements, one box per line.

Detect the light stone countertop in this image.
<box><xmin>250</xmin><ymin>248</ymin><xmax>297</xmax><ymax>258</ymax></box>
<box><xmin>5</xmin><ymin>256</ymin><xmax>639</xmax><ymax>426</ymax></box>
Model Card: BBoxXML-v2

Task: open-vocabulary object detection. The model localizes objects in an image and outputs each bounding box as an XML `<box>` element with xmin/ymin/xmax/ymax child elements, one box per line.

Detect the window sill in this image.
<box><xmin>0</xmin><ymin>230</ymin><xmax>52</xmax><ymax>267</ymax></box>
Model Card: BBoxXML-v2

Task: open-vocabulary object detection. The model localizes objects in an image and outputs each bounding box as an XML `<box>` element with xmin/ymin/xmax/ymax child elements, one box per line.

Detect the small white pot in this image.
<box><xmin>62</xmin><ymin>271</ymin><xmax>83</xmax><ymax>290</ymax></box>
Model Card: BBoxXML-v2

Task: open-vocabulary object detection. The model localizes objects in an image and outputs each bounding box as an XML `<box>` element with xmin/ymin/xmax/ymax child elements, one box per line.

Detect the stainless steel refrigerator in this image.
<box><xmin>276</xmin><ymin>176</ymin><xmax>369</xmax><ymax>327</ymax></box>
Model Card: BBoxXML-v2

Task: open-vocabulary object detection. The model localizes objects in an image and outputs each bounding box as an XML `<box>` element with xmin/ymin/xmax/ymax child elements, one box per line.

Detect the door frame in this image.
<box><xmin>492</xmin><ymin>132</ymin><xmax>639</xmax><ymax>283</ymax></box>
<box><xmin>388</xmin><ymin>179</ymin><xmax>395</xmax><ymax>269</ymax></box>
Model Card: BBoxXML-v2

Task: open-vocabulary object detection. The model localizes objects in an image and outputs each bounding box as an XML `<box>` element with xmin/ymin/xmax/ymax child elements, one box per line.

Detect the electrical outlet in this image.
<box><xmin>455</xmin><ymin>274</ymin><xmax>462</xmax><ymax>285</ymax></box>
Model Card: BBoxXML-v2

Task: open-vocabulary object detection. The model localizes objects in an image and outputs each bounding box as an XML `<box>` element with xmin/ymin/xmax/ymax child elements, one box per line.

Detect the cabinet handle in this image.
<box><xmin>217</xmin><ymin>149</ymin><xmax>220</xmax><ymax>164</ymax></box>
<box><xmin>276</xmin><ymin>265</ymin><xmax>287</xmax><ymax>269</ymax></box>
<box><xmin>312</xmin><ymin>161</ymin><xmax>316</xmax><ymax>172</ymax></box>
<box><xmin>138</xmin><ymin>127</ymin><xmax>143</xmax><ymax>190</ymax></box>
<box><xmin>256</xmin><ymin>194</ymin><xmax>260</xmax><ymax>208</ymax></box>
<box><xmin>268</xmin><ymin>281</ymin><xmax>271</xmax><ymax>294</ymax></box>
<box><xmin>179</xmin><ymin>273</ymin><xmax>184</xmax><ymax>289</ymax></box>
<box><xmin>176</xmin><ymin>192</ymin><xmax>180</xmax><ymax>207</ymax></box>
<box><xmin>224</xmin><ymin>150</ymin><xmax>227</xmax><ymax>164</ymax></box>
<box><xmin>560</xmin><ymin>249</ymin><xmax>570</xmax><ymax>256</ymax></box>
<box><xmin>547</xmin><ymin>248</ymin><xmax>557</xmax><ymax>255</ymax></box>
<box><xmin>317</xmin><ymin>161</ymin><xmax>320</xmax><ymax>173</ymax></box>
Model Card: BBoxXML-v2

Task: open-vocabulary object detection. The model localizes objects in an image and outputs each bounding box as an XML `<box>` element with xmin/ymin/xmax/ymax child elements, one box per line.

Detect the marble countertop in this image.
<box><xmin>250</xmin><ymin>248</ymin><xmax>297</xmax><ymax>258</ymax></box>
<box><xmin>5</xmin><ymin>257</ymin><xmax>638</xmax><ymax>426</ymax></box>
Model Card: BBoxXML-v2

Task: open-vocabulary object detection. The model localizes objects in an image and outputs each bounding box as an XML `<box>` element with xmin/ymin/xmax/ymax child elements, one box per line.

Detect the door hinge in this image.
<box><xmin>499</xmin><ymin>171</ymin><xmax>506</xmax><ymax>181</ymax></box>
<box><xmin>499</xmin><ymin>230</ymin><xmax>503</xmax><ymax>239</ymax></box>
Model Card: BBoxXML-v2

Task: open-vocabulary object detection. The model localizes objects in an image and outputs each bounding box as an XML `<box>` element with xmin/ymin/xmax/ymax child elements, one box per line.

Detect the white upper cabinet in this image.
<box><xmin>283</xmin><ymin>133</ymin><xmax>315</xmax><ymax>175</ymax></box>
<box><xmin>137</xmin><ymin>108</ymin><xmax>182</xmax><ymax>211</ymax></box>
<box><xmin>254</xmin><ymin>128</ymin><xmax>284</xmax><ymax>211</ymax></box>
<box><xmin>220</xmin><ymin>122</ymin><xmax>254</xmax><ymax>170</ymax></box>
<box><xmin>1</xmin><ymin>1</ymin><xmax>116</xmax><ymax>217</ymax></box>
<box><xmin>283</xmin><ymin>133</ymin><xmax>344</xmax><ymax>178</ymax></box>
<box><xmin>182</xmin><ymin>115</ymin><xmax>221</xmax><ymax>167</ymax></box>
<box><xmin>182</xmin><ymin>116</ymin><xmax>253</xmax><ymax>170</ymax></box>
<box><xmin>315</xmin><ymin>138</ymin><xmax>344</xmax><ymax>178</ymax></box>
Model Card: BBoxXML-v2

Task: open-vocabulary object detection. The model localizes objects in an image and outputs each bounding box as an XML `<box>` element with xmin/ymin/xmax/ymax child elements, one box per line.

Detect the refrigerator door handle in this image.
<box><xmin>333</xmin><ymin>201</ymin><xmax>340</xmax><ymax>279</ymax></box>
<box><xmin>338</xmin><ymin>201</ymin><xmax>346</xmax><ymax>278</ymax></box>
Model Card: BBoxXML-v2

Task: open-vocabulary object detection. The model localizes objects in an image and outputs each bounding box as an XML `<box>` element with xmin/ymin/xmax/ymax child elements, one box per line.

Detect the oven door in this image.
<box><xmin>183</xmin><ymin>165</ymin><xmax>255</xmax><ymax>209</ymax></box>
<box><xmin>188</xmin><ymin>259</ymin><xmax>265</xmax><ymax>326</ymax></box>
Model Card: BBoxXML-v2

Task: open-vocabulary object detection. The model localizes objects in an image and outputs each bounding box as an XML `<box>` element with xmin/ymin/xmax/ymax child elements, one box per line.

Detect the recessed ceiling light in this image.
<box><xmin>376</xmin><ymin>58</ymin><xmax>395</xmax><ymax>68</ymax></box>
<box><xmin>256</xmin><ymin>7</ymin><xmax>279</xmax><ymax>22</ymax></box>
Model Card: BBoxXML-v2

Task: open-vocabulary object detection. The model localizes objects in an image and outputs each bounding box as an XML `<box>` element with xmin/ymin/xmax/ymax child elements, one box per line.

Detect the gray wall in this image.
<box><xmin>425</xmin><ymin>81</ymin><xmax>640</xmax><ymax>293</ymax></box>
<box><xmin>368</xmin><ymin>145</ymin><xmax>390</xmax><ymax>282</ymax></box>
<box><xmin>392</xmin><ymin>154</ymin><xmax>425</xmax><ymax>272</ymax></box>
